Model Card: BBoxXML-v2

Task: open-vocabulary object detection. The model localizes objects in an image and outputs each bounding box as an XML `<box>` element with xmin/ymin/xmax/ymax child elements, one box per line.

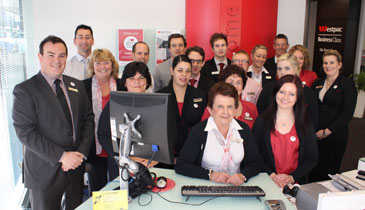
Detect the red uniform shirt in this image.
<box><xmin>270</xmin><ymin>125</ymin><xmax>299</xmax><ymax>174</ymax></box>
<box><xmin>98</xmin><ymin>94</ymin><xmax>111</xmax><ymax>158</ymax></box>
<box><xmin>300</xmin><ymin>70</ymin><xmax>317</xmax><ymax>87</ymax></box>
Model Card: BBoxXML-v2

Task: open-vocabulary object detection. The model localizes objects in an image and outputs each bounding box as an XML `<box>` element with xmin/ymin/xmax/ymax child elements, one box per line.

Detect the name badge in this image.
<box><xmin>266</xmin><ymin>75</ymin><xmax>272</xmax><ymax>79</ymax></box>
<box><xmin>193</xmin><ymin>98</ymin><xmax>203</xmax><ymax>103</ymax></box>
<box><xmin>302</xmin><ymin>81</ymin><xmax>306</xmax><ymax>86</ymax></box>
<box><xmin>212</xmin><ymin>71</ymin><xmax>220</xmax><ymax>75</ymax></box>
<box><xmin>244</xmin><ymin>112</ymin><xmax>253</xmax><ymax>121</ymax></box>
<box><xmin>315</xmin><ymin>85</ymin><xmax>323</xmax><ymax>89</ymax></box>
<box><xmin>68</xmin><ymin>87</ymin><xmax>79</xmax><ymax>92</ymax></box>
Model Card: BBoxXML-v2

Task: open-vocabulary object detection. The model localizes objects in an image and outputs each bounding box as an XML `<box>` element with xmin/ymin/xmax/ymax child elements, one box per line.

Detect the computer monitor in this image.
<box><xmin>109</xmin><ymin>91</ymin><xmax>177</xmax><ymax>165</ymax></box>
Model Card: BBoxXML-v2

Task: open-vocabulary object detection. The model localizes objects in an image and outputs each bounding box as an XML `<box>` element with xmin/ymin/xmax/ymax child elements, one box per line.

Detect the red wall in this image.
<box><xmin>186</xmin><ymin>0</ymin><xmax>278</xmax><ymax>60</ymax></box>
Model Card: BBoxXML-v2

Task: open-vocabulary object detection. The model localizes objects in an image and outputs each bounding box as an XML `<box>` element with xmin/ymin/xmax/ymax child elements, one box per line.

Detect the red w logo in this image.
<box><xmin>319</xmin><ymin>26</ymin><xmax>327</xmax><ymax>32</ymax></box>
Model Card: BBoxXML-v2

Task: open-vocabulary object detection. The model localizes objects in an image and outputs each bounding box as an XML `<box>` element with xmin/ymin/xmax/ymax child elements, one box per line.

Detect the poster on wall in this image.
<box><xmin>155</xmin><ymin>29</ymin><xmax>180</xmax><ymax>64</ymax></box>
<box><xmin>313</xmin><ymin>22</ymin><xmax>346</xmax><ymax>77</ymax></box>
<box><xmin>118</xmin><ymin>29</ymin><xmax>143</xmax><ymax>73</ymax></box>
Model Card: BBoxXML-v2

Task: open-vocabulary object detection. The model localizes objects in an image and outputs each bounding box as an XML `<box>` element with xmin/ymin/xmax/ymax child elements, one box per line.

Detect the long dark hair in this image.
<box><xmin>262</xmin><ymin>75</ymin><xmax>309</xmax><ymax>134</ymax></box>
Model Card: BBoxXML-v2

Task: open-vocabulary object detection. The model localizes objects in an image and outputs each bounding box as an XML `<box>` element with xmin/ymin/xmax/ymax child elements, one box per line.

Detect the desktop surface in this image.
<box><xmin>76</xmin><ymin>168</ymin><xmax>297</xmax><ymax>210</ymax></box>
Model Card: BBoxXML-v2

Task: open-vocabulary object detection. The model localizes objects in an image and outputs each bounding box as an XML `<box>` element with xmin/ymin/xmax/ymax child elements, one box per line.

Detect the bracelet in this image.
<box><xmin>208</xmin><ymin>169</ymin><xmax>213</xmax><ymax>179</ymax></box>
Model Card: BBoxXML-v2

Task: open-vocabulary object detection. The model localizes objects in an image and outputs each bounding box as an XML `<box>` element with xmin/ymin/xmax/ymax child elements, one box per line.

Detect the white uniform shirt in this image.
<box><xmin>247</xmin><ymin>65</ymin><xmax>269</xmax><ymax>86</ymax></box>
<box><xmin>64</xmin><ymin>53</ymin><xmax>92</xmax><ymax>80</ymax></box>
<box><xmin>201</xmin><ymin>117</ymin><xmax>245</xmax><ymax>175</ymax></box>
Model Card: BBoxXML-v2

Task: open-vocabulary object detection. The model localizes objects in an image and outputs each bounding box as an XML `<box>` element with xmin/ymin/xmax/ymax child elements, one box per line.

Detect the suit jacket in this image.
<box><xmin>158</xmin><ymin>83</ymin><xmax>207</xmax><ymax>156</ymax></box>
<box><xmin>264</xmin><ymin>57</ymin><xmax>277</xmax><ymax>78</ymax></box>
<box><xmin>246</xmin><ymin>70</ymin><xmax>273</xmax><ymax>88</ymax></box>
<box><xmin>256</xmin><ymin>81</ymin><xmax>319</xmax><ymax>129</ymax></box>
<box><xmin>202</xmin><ymin>57</ymin><xmax>231</xmax><ymax>82</ymax></box>
<box><xmin>12</xmin><ymin>72</ymin><xmax>94</xmax><ymax>190</ymax></box>
<box><xmin>252</xmin><ymin>117</ymin><xmax>318</xmax><ymax>183</ymax></box>
<box><xmin>175</xmin><ymin>120</ymin><xmax>262</xmax><ymax>180</ymax></box>
<box><xmin>153</xmin><ymin>58</ymin><xmax>172</xmax><ymax>91</ymax></box>
<box><xmin>196</xmin><ymin>73</ymin><xmax>215</xmax><ymax>95</ymax></box>
<box><xmin>312</xmin><ymin>75</ymin><xmax>357</xmax><ymax>133</ymax></box>
<box><xmin>83</xmin><ymin>78</ymin><xmax>124</xmax><ymax>161</ymax></box>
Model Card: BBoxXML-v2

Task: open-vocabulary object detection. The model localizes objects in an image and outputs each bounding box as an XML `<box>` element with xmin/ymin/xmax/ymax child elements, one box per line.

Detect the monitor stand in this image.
<box><xmin>115</xmin><ymin>113</ymin><xmax>141</xmax><ymax>193</ymax></box>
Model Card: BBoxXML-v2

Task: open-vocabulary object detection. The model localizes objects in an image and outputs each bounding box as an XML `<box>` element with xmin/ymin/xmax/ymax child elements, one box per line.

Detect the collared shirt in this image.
<box><xmin>214</xmin><ymin>57</ymin><xmax>228</xmax><ymax>74</ymax></box>
<box><xmin>190</xmin><ymin>73</ymin><xmax>201</xmax><ymax>88</ymax></box>
<box><xmin>40</xmin><ymin>71</ymin><xmax>75</xmax><ymax>141</ymax></box>
<box><xmin>247</xmin><ymin>65</ymin><xmax>269</xmax><ymax>85</ymax></box>
<box><xmin>201</xmin><ymin>117</ymin><xmax>244</xmax><ymax>175</ymax></box>
<box><xmin>64</xmin><ymin>53</ymin><xmax>92</xmax><ymax>80</ymax></box>
<box><xmin>242</xmin><ymin>78</ymin><xmax>262</xmax><ymax>104</ymax></box>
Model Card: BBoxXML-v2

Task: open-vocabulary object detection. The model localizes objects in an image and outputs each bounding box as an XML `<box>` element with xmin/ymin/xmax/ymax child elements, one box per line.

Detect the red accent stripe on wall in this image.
<box><xmin>186</xmin><ymin>0</ymin><xmax>278</xmax><ymax>60</ymax></box>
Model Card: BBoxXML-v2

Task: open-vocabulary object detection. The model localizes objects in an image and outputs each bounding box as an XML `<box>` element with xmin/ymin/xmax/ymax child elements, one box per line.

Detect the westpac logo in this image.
<box><xmin>319</xmin><ymin>26</ymin><xmax>343</xmax><ymax>33</ymax></box>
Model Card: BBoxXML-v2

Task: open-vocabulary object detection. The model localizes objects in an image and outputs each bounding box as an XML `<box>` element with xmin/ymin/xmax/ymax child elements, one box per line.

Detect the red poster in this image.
<box><xmin>118</xmin><ymin>29</ymin><xmax>143</xmax><ymax>61</ymax></box>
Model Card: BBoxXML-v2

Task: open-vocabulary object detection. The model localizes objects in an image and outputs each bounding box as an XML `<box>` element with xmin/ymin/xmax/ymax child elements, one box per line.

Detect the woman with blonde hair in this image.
<box><xmin>310</xmin><ymin>50</ymin><xmax>357</xmax><ymax>181</ymax></box>
<box><xmin>83</xmin><ymin>48</ymin><xmax>122</xmax><ymax>191</ymax></box>
<box><xmin>257</xmin><ymin>53</ymin><xmax>318</xmax><ymax>129</ymax></box>
<box><xmin>288</xmin><ymin>44</ymin><xmax>317</xmax><ymax>87</ymax></box>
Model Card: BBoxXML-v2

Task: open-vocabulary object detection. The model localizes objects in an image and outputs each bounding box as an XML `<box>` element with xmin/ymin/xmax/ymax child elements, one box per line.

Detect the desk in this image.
<box><xmin>77</xmin><ymin>168</ymin><xmax>296</xmax><ymax>209</ymax></box>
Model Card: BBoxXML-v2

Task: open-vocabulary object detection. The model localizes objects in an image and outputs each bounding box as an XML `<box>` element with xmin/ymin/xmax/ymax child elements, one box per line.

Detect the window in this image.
<box><xmin>0</xmin><ymin>0</ymin><xmax>26</xmax><ymax>208</ymax></box>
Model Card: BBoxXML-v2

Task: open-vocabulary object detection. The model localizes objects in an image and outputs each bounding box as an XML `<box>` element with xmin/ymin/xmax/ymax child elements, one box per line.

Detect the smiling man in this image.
<box><xmin>264</xmin><ymin>34</ymin><xmax>289</xmax><ymax>79</ymax></box>
<box><xmin>153</xmin><ymin>33</ymin><xmax>186</xmax><ymax>91</ymax></box>
<box><xmin>64</xmin><ymin>24</ymin><xmax>94</xmax><ymax>80</ymax></box>
<box><xmin>12</xmin><ymin>35</ymin><xmax>94</xmax><ymax>210</ymax></box>
<box><xmin>203</xmin><ymin>33</ymin><xmax>231</xmax><ymax>82</ymax></box>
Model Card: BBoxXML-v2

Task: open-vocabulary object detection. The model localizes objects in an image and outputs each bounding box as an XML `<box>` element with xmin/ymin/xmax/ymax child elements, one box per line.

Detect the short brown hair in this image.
<box><xmin>323</xmin><ymin>49</ymin><xmax>342</xmax><ymax>63</ymax></box>
<box><xmin>288</xmin><ymin>44</ymin><xmax>310</xmax><ymax>70</ymax></box>
<box><xmin>233</xmin><ymin>50</ymin><xmax>249</xmax><ymax>57</ymax></box>
<box><xmin>210</xmin><ymin>33</ymin><xmax>228</xmax><ymax>48</ymax></box>
<box><xmin>251</xmin><ymin>44</ymin><xmax>267</xmax><ymax>55</ymax></box>
<box><xmin>88</xmin><ymin>48</ymin><xmax>119</xmax><ymax>79</ymax></box>
<box><xmin>208</xmin><ymin>82</ymin><xmax>239</xmax><ymax>109</ymax></box>
<box><xmin>219</xmin><ymin>65</ymin><xmax>247</xmax><ymax>87</ymax></box>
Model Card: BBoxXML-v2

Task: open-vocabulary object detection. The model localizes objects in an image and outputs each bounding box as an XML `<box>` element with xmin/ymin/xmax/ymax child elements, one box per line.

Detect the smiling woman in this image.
<box><xmin>253</xmin><ymin>75</ymin><xmax>318</xmax><ymax>187</ymax></box>
<box><xmin>157</xmin><ymin>55</ymin><xmax>207</xmax><ymax>167</ymax></box>
<box><xmin>83</xmin><ymin>48</ymin><xmax>122</xmax><ymax>191</ymax></box>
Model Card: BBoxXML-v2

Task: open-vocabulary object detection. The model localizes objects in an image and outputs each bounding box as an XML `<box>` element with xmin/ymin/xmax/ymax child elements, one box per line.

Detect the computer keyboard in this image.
<box><xmin>181</xmin><ymin>185</ymin><xmax>265</xmax><ymax>197</ymax></box>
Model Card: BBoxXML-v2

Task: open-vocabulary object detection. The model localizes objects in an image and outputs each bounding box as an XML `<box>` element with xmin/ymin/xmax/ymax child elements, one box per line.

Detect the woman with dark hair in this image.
<box><xmin>257</xmin><ymin>54</ymin><xmax>318</xmax><ymax>129</ymax></box>
<box><xmin>201</xmin><ymin>65</ymin><xmax>258</xmax><ymax>128</ymax></box>
<box><xmin>175</xmin><ymin>82</ymin><xmax>262</xmax><ymax>185</ymax></box>
<box><xmin>96</xmin><ymin>61</ymin><xmax>155</xmax><ymax>186</ymax></box>
<box><xmin>83</xmin><ymin>48</ymin><xmax>122</xmax><ymax>191</ymax></box>
<box><xmin>252</xmin><ymin>75</ymin><xmax>318</xmax><ymax>187</ymax></box>
<box><xmin>158</xmin><ymin>55</ymin><xmax>206</xmax><ymax>160</ymax></box>
<box><xmin>310</xmin><ymin>50</ymin><xmax>357</xmax><ymax>182</ymax></box>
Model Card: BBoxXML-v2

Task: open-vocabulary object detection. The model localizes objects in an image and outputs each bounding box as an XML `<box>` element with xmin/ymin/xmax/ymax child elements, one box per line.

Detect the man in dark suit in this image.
<box><xmin>12</xmin><ymin>35</ymin><xmax>94</xmax><ymax>210</ymax></box>
<box><xmin>264</xmin><ymin>34</ymin><xmax>289</xmax><ymax>79</ymax></box>
<box><xmin>202</xmin><ymin>33</ymin><xmax>231</xmax><ymax>82</ymax></box>
<box><xmin>186</xmin><ymin>46</ymin><xmax>214</xmax><ymax>94</ymax></box>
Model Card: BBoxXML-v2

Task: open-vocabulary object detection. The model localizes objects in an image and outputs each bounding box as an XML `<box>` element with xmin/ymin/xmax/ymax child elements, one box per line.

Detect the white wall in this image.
<box><xmin>23</xmin><ymin>0</ymin><xmax>186</xmax><ymax>77</ymax></box>
<box><xmin>23</xmin><ymin>0</ymin><xmax>307</xmax><ymax>77</ymax></box>
<box><xmin>277</xmin><ymin>0</ymin><xmax>307</xmax><ymax>46</ymax></box>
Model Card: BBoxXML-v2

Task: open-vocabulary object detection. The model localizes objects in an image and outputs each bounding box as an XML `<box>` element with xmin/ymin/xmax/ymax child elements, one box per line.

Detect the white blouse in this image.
<box><xmin>201</xmin><ymin>117</ymin><xmax>245</xmax><ymax>175</ymax></box>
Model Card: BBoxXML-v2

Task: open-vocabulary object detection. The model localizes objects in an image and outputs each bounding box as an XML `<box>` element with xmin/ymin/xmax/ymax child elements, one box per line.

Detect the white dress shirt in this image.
<box><xmin>201</xmin><ymin>117</ymin><xmax>245</xmax><ymax>175</ymax></box>
<box><xmin>64</xmin><ymin>53</ymin><xmax>92</xmax><ymax>80</ymax></box>
<box><xmin>214</xmin><ymin>57</ymin><xmax>228</xmax><ymax>74</ymax></box>
<box><xmin>247</xmin><ymin>65</ymin><xmax>269</xmax><ymax>85</ymax></box>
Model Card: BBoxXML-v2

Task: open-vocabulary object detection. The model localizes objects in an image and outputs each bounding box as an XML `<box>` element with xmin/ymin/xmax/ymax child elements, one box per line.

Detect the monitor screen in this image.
<box><xmin>109</xmin><ymin>91</ymin><xmax>177</xmax><ymax>165</ymax></box>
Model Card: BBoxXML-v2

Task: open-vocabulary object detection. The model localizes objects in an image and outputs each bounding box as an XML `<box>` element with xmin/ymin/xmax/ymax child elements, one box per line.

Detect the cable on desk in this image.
<box><xmin>154</xmin><ymin>192</ymin><xmax>221</xmax><ymax>206</ymax></box>
<box><xmin>138</xmin><ymin>193</ymin><xmax>153</xmax><ymax>206</ymax></box>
